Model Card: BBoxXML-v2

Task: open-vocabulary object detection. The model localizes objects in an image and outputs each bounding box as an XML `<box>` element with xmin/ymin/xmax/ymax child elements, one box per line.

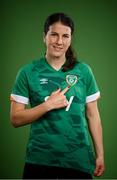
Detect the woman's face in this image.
<box><xmin>44</xmin><ymin>22</ymin><xmax>72</xmax><ymax>59</ymax></box>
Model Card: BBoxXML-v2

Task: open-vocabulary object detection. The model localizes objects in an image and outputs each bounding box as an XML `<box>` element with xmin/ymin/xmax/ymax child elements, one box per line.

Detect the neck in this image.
<box><xmin>45</xmin><ymin>54</ymin><xmax>66</xmax><ymax>71</ymax></box>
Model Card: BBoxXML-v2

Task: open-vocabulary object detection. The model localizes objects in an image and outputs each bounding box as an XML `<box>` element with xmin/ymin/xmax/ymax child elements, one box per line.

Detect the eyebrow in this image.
<box><xmin>50</xmin><ymin>31</ymin><xmax>71</xmax><ymax>36</ymax></box>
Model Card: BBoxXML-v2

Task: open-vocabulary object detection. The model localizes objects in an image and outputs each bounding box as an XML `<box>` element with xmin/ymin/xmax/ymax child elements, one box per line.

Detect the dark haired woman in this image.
<box><xmin>10</xmin><ymin>13</ymin><xmax>105</xmax><ymax>179</ymax></box>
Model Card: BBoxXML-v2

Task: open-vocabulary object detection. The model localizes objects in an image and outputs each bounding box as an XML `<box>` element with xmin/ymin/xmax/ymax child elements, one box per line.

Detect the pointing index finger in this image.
<box><xmin>61</xmin><ymin>86</ymin><xmax>70</xmax><ymax>94</ymax></box>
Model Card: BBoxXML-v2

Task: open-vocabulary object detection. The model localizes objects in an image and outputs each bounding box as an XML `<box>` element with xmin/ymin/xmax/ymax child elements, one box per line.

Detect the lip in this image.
<box><xmin>53</xmin><ymin>46</ymin><xmax>63</xmax><ymax>50</ymax></box>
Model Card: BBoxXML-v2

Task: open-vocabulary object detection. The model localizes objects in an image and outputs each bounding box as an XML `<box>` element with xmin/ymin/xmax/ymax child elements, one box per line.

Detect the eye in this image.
<box><xmin>63</xmin><ymin>34</ymin><xmax>70</xmax><ymax>38</ymax></box>
<box><xmin>50</xmin><ymin>33</ymin><xmax>58</xmax><ymax>37</ymax></box>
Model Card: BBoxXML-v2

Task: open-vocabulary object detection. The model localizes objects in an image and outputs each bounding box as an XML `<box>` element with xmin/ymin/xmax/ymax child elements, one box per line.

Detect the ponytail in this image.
<box><xmin>62</xmin><ymin>46</ymin><xmax>78</xmax><ymax>72</ymax></box>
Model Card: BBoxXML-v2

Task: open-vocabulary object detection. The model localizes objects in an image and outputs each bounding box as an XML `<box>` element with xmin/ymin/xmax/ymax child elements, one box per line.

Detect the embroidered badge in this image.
<box><xmin>66</xmin><ymin>75</ymin><xmax>78</xmax><ymax>87</ymax></box>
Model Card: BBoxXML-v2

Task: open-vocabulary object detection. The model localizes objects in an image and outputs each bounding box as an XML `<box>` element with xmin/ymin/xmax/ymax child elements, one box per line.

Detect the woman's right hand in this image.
<box><xmin>45</xmin><ymin>87</ymin><xmax>70</xmax><ymax>111</ymax></box>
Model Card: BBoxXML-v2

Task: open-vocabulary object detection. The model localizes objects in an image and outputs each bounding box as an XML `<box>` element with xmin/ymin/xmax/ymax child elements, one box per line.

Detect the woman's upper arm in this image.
<box><xmin>86</xmin><ymin>100</ymin><xmax>98</xmax><ymax>119</ymax></box>
<box><xmin>10</xmin><ymin>101</ymin><xmax>25</xmax><ymax>122</ymax></box>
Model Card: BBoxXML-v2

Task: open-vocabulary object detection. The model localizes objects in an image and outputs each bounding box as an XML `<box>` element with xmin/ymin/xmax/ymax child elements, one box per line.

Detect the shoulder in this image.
<box><xmin>17</xmin><ymin>57</ymin><xmax>44</xmax><ymax>75</ymax></box>
<box><xmin>75</xmin><ymin>61</ymin><xmax>92</xmax><ymax>74</ymax></box>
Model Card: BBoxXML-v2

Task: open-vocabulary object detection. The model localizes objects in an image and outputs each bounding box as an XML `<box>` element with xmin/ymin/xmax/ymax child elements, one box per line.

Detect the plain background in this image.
<box><xmin>0</xmin><ymin>0</ymin><xmax>117</xmax><ymax>178</ymax></box>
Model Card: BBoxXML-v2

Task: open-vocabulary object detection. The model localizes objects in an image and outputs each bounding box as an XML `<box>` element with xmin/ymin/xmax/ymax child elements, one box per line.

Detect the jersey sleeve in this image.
<box><xmin>10</xmin><ymin>67</ymin><xmax>29</xmax><ymax>104</ymax></box>
<box><xmin>85</xmin><ymin>65</ymin><xmax>100</xmax><ymax>103</ymax></box>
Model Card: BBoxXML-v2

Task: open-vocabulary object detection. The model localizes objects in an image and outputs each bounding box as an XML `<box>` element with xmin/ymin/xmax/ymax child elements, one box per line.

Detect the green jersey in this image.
<box><xmin>11</xmin><ymin>57</ymin><xmax>100</xmax><ymax>174</ymax></box>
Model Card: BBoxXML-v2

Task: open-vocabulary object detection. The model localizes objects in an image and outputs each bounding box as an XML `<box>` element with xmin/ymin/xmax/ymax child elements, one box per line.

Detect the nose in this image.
<box><xmin>57</xmin><ymin>36</ymin><xmax>63</xmax><ymax>45</ymax></box>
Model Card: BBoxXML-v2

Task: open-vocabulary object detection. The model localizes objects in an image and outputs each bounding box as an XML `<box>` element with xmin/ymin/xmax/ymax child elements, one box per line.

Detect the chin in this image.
<box><xmin>53</xmin><ymin>53</ymin><xmax>63</xmax><ymax>58</ymax></box>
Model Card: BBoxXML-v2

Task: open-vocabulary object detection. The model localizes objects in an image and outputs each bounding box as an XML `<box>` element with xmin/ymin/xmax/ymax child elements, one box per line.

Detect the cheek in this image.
<box><xmin>50</xmin><ymin>37</ymin><xmax>57</xmax><ymax>44</ymax></box>
<box><xmin>44</xmin><ymin>39</ymin><xmax>52</xmax><ymax>48</ymax></box>
<box><xmin>68</xmin><ymin>39</ymin><xmax>71</xmax><ymax>46</ymax></box>
<box><xmin>65</xmin><ymin>41</ymin><xmax>71</xmax><ymax>49</ymax></box>
<box><xmin>47</xmin><ymin>38</ymin><xmax>56</xmax><ymax>46</ymax></box>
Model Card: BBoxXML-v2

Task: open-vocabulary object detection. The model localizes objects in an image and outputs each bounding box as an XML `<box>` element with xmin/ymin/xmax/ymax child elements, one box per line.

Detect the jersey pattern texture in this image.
<box><xmin>11</xmin><ymin>57</ymin><xmax>100</xmax><ymax>174</ymax></box>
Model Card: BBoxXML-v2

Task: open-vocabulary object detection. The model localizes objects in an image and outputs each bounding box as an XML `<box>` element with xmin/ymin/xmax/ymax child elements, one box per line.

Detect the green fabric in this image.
<box><xmin>11</xmin><ymin>57</ymin><xmax>100</xmax><ymax>174</ymax></box>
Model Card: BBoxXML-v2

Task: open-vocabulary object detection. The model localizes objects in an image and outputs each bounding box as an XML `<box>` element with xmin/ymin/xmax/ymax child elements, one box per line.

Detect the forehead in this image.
<box><xmin>48</xmin><ymin>22</ymin><xmax>71</xmax><ymax>35</ymax></box>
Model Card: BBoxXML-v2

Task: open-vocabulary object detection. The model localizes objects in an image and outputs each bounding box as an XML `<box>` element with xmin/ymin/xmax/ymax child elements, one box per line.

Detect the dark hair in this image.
<box><xmin>44</xmin><ymin>12</ymin><xmax>78</xmax><ymax>71</ymax></box>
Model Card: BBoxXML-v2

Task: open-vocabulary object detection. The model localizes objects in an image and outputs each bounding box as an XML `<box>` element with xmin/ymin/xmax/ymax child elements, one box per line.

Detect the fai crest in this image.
<box><xmin>66</xmin><ymin>75</ymin><xmax>78</xmax><ymax>87</ymax></box>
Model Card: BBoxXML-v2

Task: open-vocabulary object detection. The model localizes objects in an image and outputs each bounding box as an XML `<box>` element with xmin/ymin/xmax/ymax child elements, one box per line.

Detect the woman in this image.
<box><xmin>10</xmin><ymin>12</ymin><xmax>105</xmax><ymax>179</ymax></box>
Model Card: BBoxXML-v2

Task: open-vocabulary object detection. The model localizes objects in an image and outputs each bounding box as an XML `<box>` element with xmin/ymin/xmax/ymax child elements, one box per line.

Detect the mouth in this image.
<box><xmin>53</xmin><ymin>46</ymin><xmax>63</xmax><ymax>51</ymax></box>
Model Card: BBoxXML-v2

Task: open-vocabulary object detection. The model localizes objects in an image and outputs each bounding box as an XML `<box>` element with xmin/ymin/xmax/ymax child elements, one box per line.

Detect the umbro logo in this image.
<box><xmin>40</xmin><ymin>78</ymin><xmax>48</xmax><ymax>84</ymax></box>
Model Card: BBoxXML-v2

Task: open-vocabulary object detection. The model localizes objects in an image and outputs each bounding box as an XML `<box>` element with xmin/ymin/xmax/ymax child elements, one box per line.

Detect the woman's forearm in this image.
<box><xmin>88</xmin><ymin>115</ymin><xmax>104</xmax><ymax>158</ymax></box>
<box><xmin>11</xmin><ymin>101</ymin><xmax>51</xmax><ymax>128</ymax></box>
<box><xmin>86</xmin><ymin>102</ymin><xmax>104</xmax><ymax>158</ymax></box>
<box><xmin>86</xmin><ymin>101</ymin><xmax>105</xmax><ymax>176</ymax></box>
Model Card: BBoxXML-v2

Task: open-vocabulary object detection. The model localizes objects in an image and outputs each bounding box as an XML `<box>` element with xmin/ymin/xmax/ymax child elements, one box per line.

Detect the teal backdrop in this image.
<box><xmin>0</xmin><ymin>0</ymin><xmax>117</xmax><ymax>178</ymax></box>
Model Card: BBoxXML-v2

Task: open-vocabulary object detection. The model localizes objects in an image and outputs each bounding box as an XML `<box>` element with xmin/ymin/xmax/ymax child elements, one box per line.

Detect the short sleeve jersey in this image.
<box><xmin>11</xmin><ymin>57</ymin><xmax>100</xmax><ymax>174</ymax></box>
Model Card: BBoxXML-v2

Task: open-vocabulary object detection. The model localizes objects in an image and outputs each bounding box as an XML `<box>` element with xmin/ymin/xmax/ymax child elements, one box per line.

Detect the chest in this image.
<box><xmin>28</xmin><ymin>71</ymin><xmax>87</xmax><ymax>107</ymax></box>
